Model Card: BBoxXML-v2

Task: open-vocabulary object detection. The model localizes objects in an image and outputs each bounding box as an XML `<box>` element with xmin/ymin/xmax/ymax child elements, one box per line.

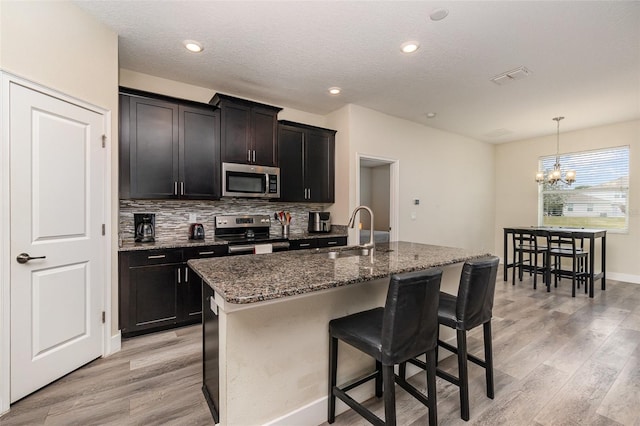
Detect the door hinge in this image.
<box><xmin>102</xmin><ymin>311</ymin><xmax>106</xmax><ymax>324</ymax></box>
<box><xmin>102</xmin><ymin>135</ymin><xmax>106</xmax><ymax>148</ymax></box>
<box><xmin>102</xmin><ymin>224</ymin><xmax>106</xmax><ymax>235</ymax></box>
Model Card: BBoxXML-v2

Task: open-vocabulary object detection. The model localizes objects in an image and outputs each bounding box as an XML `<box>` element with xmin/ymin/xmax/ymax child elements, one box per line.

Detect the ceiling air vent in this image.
<box><xmin>490</xmin><ymin>66</ymin><xmax>531</xmax><ymax>86</ymax></box>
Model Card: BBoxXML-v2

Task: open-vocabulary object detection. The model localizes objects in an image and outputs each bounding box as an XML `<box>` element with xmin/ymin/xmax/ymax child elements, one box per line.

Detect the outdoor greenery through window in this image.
<box><xmin>539</xmin><ymin>146</ymin><xmax>629</xmax><ymax>231</ymax></box>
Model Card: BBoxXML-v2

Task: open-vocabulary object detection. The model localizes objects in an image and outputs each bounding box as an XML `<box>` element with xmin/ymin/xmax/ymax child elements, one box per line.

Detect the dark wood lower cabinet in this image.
<box><xmin>289</xmin><ymin>236</ymin><xmax>347</xmax><ymax>250</ymax></box>
<box><xmin>119</xmin><ymin>245</ymin><xmax>225</xmax><ymax>337</ymax></box>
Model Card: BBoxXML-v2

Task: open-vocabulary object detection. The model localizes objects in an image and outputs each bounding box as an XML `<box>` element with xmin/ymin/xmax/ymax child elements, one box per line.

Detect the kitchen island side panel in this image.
<box><xmin>217</xmin><ymin>264</ymin><xmax>463</xmax><ymax>425</ymax></box>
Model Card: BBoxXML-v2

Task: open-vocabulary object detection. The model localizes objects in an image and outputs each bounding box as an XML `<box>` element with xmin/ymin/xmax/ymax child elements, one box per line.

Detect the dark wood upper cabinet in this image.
<box><xmin>180</xmin><ymin>105</ymin><xmax>221</xmax><ymax>198</ymax></box>
<box><xmin>210</xmin><ymin>94</ymin><xmax>282</xmax><ymax>167</ymax></box>
<box><xmin>278</xmin><ymin>121</ymin><xmax>336</xmax><ymax>203</ymax></box>
<box><xmin>120</xmin><ymin>88</ymin><xmax>220</xmax><ymax>200</ymax></box>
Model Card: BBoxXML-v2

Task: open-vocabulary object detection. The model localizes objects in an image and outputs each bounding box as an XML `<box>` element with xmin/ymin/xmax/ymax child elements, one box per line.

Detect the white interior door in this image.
<box><xmin>9</xmin><ymin>82</ymin><xmax>105</xmax><ymax>402</ymax></box>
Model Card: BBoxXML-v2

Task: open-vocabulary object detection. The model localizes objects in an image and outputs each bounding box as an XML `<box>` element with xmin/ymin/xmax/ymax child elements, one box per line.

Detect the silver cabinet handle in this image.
<box><xmin>147</xmin><ymin>254</ymin><xmax>166</xmax><ymax>259</ymax></box>
<box><xmin>299</xmin><ymin>243</ymin><xmax>311</xmax><ymax>248</ymax></box>
<box><xmin>248</xmin><ymin>149</ymin><xmax>251</xmax><ymax>162</ymax></box>
<box><xmin>16</xmin><ymin>253</ymin><xmax>46</xmax><ymax>264</ymax></box>
<box><xmin>199</xmin><ymin>251</ymin><xmax>214</xmax><ymax>255</ymax></box>
<box><xmin>180</xmin><ymin>181</ymin><xmax>184</xmax><ymax>195</ymax></box>
<box><xmin>185</xmin><ymin>267</ymin><xmax>189</xmax><ymax>283</ymax></box>
<box><xmin>178</xmin><ymin>268</ymin><xmax>181</xmax><ymax>284</ymax></box>
<box><xmin>174</xmin><ymin>181</ymin><xmax>178</xmax><ymax>195</ymax></box>
<box><xmin>327</xmin><ymin>241</ymin><xmax>338</xmax><ymax>245</ymax></box>
<box><xmin>252</xmin><ymin>150</ymin><xmax>256</xmax><ymax>163</ymax></box>
<box><xmin>308</xmin><ymin>188</ymin><xmax>311</xmax><ymax>200</ymax></box>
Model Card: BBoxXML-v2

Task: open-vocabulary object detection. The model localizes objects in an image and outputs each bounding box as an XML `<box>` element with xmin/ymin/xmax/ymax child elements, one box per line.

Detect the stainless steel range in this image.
<box><xmin>215</xmin><ymin>214</ymin><xmax>290</xmax><ymax>254</ymax></box>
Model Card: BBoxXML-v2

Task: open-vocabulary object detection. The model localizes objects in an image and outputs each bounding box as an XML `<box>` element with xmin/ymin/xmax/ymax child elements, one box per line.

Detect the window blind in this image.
<box><xmin>538</xmin><ymin>145</ymin><xmax>629</xmax><ymax>231</ymax></box>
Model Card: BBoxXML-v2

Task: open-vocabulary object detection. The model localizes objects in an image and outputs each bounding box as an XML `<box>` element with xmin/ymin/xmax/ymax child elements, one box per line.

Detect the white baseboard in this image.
<box><xmin>606</xmin><ymin>272</ymin><xmax>640</xmax><ymax>285</ymax></box>
<box><xmin>262</xmin><ymin>363</ymin><xmax>426</xmax><ymax>426</ymax></box>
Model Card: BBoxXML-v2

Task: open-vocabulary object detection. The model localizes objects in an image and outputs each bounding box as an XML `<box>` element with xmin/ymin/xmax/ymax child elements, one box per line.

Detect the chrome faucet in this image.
<box><xmin>348</xmin><ymin>205</ymin><xmax>375</xmax><ymax>251</ymax></box>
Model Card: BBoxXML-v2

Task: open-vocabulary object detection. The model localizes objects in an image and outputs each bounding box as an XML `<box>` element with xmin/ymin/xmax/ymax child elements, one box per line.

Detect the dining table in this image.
<box><xmin>503</xmin><ymin>226</ymin><xmax>607</xmax><ymax>298</ymax></box>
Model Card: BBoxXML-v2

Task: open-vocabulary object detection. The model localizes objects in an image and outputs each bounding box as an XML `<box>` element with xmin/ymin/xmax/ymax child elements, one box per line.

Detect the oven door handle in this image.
<box><xmin>228</xmin><ymin>244</ymin><xmax>256</xmax><ymax>255</ymax></box>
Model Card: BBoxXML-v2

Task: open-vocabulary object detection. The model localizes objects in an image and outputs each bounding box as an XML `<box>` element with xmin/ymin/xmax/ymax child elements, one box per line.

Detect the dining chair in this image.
<box><xmin>512</xmin><ymin>229</ymin><xmax>549</xmax><ymax>289</ymax></box>
<box><xmin>548</xmin><ymin>231</ymin><xmax>589</xmax><ymax>297</ymax></box>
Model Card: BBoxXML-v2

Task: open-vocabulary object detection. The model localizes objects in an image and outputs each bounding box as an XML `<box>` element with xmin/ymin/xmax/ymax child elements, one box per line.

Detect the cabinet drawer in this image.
<box><xmin>317</xmin><ymin>236</ymin><xmax>347</xmax><ymax>248</ymax></box>
<box><xmin>289</xmin><ymin>239</ymin><xmax>318</xmax><ymax>250</ymax></box>
<box><xmin>183</xmin><ymin>245</ymin><xmax>227</xmax><ymax>259</ymax></box>
<box><xmin>128</xmin><ymin>249</ymin><xmax>183</xmax><ymax>267</ymax></box>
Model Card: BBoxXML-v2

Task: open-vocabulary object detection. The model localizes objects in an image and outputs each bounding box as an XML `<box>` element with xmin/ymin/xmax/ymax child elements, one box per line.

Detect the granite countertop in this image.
<box><xmin>119</xmin><ymin>238</ymin><xmax>228</xmax><ymax>251</ymax></box>
<box><xmin>118</xmin><ymin>227</ymin><xmax>348</xmax><ymax>252</ymax></box>
<box><xmin>188</xmin><ymin>241</ymin><xmax>491</xmax><ymax>305</ymax></box>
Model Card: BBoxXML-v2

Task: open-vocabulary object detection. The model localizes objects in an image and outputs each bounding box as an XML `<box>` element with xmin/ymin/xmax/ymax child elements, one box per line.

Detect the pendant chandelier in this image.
<box><xmin>536</xmin><ymin>116</ymin><xmax>576</xmax><ymax>185</ymax></box>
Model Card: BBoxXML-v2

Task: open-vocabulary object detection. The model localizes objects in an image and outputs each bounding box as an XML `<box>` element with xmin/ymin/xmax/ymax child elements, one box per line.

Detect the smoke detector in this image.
<box><xmin>490</xmin><ymin>66</ymin><xmax>531</xmax><ymax>86</ymax></box>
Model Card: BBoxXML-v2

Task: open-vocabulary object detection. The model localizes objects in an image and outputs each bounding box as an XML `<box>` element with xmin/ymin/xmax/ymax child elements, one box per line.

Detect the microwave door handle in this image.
<box><xmin>265</xmin><ymin>173</ymin><xmax>269</xmax><ymax>194</ymax></box>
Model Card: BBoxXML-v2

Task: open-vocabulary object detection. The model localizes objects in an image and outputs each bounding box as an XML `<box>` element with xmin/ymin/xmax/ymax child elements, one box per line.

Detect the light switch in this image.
<box><xmin>411</xmin><ymin>212</ymin><xmax>417</xmax><ymax>220</ymax></box>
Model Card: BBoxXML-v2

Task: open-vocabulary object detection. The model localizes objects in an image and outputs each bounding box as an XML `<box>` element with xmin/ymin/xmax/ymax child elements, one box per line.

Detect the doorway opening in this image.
<box><xmin>356</xmin><ymin>154</ymin><xmax>399</xmax><ymax>245</ymax></box>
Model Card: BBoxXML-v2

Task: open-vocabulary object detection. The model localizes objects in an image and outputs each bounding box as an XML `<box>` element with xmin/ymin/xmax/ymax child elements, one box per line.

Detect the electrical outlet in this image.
<box><xmin>410</xmin><ymin>212</ymin><xmax>417</xmax><ymax>220</ymax></box>
<box><xmin>189</xmin><ymin>213</ymin><xmax>197</xmax><ymax>222</ymax></box>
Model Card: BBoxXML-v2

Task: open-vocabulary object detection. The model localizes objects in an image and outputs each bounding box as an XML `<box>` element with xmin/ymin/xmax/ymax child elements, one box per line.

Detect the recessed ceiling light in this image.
<box><xmin>426</xmin><ymin>112</ymin><xmax>437</xmax><ymax>118</ymax></box>
<box><xmin>400</xmin><ymin>41</ymin><xmax>420</xmax><ymax>54</ymax></box>
<box><xmin>430</xmin><ymin>8</ymin><xmax>449</xmax><ymax>21</ymax></box>
<box><xmin>183</xmin><ymin>40</ymin><xmax>203</xmax><ymax>53</ymax></box>
<box><xmin>328</xmin><ymin>87</ymin><xmax>341</xmax><ymax>95</ymax></box>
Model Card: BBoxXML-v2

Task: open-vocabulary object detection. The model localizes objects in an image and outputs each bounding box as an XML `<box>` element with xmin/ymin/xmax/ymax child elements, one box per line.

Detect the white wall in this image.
<box><xmin>358</xmin><ymin>167</ymin><xmax>372</xmax><ymax>228</ymax></box>
<box><xmin>495</xmin><ymin>119</ymin><xmax>640</xmax><ymax>281</ymax></box>
<box><xmin>371</xmin><ymin>165</ymin><xmax>390</xmax><ymax>230</ymax></box>
<box><xmin>120</xmin><ymin>69</ymin><xmax>327</xmax><ymax>128</ymax></box>
<box><xmin>331</xmin><ymin>104</ymin><xmax>495</xmax><ymax>252</ymax></box>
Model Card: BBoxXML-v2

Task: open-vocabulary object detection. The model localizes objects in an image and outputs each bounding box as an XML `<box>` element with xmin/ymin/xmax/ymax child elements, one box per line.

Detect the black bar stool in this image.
<box><xmin>512</xmin><ymin>230</ymin><xmax>549</xmax><ymax>289</ymax></box>
<box><xmin>403</xmin><ymin>256</ymin><xmax>499</xmax><ymax>421</ymax></box>
<box><xmin>549</xmin><ymin>231</ymin><xmax>589</xmax><ymax>296</ymax></box>
<box><xmin>328</xmin><ymin>268</ymin><xmax>443</xmax><ymax>426</ymax></box>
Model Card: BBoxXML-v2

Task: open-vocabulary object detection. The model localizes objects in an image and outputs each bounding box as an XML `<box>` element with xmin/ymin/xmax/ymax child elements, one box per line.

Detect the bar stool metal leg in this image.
<box><xmin>328</xmin><ymin>335</ymin><xmax>338</xmax><ymax>423</ymax></box>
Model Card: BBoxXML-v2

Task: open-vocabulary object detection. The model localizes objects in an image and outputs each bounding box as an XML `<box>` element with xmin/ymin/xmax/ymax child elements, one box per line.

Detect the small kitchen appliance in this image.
<box><xmin>308</xmin><ymin>211</ymin><xmax>331</xmax><ymax>233</ymax></box>
<box><xmin>134</xmin><ymin>213</ymin><xmax>155</xmax><ymax>243</ymax></box>
<box><xmin>189</xmin><ymin>223</ymin><xmax>205</xmax><ymax>240</ymax></box>
<box><xmin>214</xmin><ymin>214</ymin><xmax>289</xmax><ymax>254</ymax></box>
<box><xmin>222</xmin><ymin>162</ymin><xmax>280</xmax><ymax>198</ymax></box>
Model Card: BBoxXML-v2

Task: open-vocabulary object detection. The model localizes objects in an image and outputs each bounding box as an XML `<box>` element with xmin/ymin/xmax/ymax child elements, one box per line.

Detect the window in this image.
<box><xmin>539</xmin><ymin>146</ymin><xmax>629</xmax><ymax>232</ymax></box>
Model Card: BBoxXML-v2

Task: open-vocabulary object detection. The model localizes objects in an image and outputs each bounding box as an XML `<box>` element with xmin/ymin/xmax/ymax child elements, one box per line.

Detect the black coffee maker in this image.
<box><xmin>134</xmin><ymin>213</ymin><xmax>155</xmax><ymax>243</ymax></box>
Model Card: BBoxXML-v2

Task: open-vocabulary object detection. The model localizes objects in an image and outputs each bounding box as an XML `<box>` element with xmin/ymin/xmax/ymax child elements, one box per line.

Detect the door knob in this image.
<box><xmin>16</xmin><ymin>253</ymin><xmax>46</xmax><ymax>264</ymax></box>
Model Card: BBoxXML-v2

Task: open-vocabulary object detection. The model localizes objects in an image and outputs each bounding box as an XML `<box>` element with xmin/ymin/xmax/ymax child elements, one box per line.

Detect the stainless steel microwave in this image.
<box><xmin>222</xmin><ymin>162</ymin><xmax>280</xmax><ymax>198</ymax></box>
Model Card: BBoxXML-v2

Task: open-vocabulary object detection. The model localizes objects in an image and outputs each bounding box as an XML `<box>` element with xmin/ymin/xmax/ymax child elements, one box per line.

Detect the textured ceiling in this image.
<box><xmin>75</xmin><ymin>1</ymin><xmax>640</xmax><ymax>143</ymax></box>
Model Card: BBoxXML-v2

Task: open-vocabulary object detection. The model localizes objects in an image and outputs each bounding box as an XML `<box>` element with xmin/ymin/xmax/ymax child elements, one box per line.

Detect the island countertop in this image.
<box><xmin>188</xmin><ymin>241</ymin><xmax>491</xmax><ymax>305</ymax></box>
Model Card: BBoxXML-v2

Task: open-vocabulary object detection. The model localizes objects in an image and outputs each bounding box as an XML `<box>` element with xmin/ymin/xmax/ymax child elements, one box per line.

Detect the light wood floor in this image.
<box><xmin>1</xmin><ymin>273</ymin><xmax>639</xmax><ymax>425</ymax></box>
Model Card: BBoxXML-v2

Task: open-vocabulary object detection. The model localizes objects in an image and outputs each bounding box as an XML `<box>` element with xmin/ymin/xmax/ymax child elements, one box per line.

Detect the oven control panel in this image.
<box><xmin>215</xmin><ymin>214</ymin><xmax>271</xmax><ymax>229</ymax></box>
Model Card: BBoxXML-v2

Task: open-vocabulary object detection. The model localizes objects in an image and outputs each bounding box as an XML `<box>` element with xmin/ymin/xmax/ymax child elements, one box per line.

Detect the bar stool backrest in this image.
<box><xmin>549</xmin><ymin>231</ymin><xmax>584</xmax><ymax>253</ymax></box>
<box><xmin>381</xmin><ymin>269</ymin><xmax>442</xmax><ymax>364</ymax></box>
<box><xmin>455</xmin><ymin>257</ymin><xmax>500</xmax><ymax>330</ymax></box>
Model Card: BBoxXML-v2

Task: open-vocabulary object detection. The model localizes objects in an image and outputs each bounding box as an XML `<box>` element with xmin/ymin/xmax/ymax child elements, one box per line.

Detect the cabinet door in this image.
<box><xmin>220</xmin><ymin>102</ymin><xmax>251</xmax><ymax>164</ymax></box>
<box><xmin>289</xmin><ymin>239</ymin><xmax>318</xmax><ymax>250</ymax></box>
<box><xmin>305</xmin><ymin>129</ymin><xmax>335</xmax><ymax>203</ymax></box>
<box><xmin>278</xmin><ymin>124</ymin><xmax>306</xmax><ymax>201</ymax></box>
<box><xmin>128</xmin><ymin>96</ymin><xmax>179</xmax><ymax>198</ymax></box>
<box><xmin>181</xmin><ymin>266</ymin><xmax>202</xmax><ymax>320</ymax></box>
<box><xmin>179</xmin><ymin>105</ymin><xmax>220</xmax><ymax>199</ymax></box>
<box><xmin>252</xmin><ymin>108</ymin><xmax>278</xmax><ymax>166</ymax></box>
<box><xmin>129</xmin><ymin>263</ymin><xmax>179</xmax><ymax>333</ymax></box>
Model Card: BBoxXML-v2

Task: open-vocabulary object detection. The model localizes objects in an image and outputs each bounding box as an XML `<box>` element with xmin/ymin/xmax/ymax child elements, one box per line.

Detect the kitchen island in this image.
<box><xmin>188</xmin><ymin>241</ymin><xmax>491</xmax><ymax>426</ymax></box>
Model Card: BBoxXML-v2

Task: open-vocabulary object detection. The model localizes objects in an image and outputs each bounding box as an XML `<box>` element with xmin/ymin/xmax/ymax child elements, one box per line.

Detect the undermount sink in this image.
<box><xmin>325</xmin><ymin>248</ymin><xmax>371</xmax><ymax>259</ymax></box>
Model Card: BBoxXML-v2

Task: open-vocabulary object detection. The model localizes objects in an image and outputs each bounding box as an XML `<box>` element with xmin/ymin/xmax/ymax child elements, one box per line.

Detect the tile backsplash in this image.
<box><xmin>120</xmin><ymin>198</ymin><xmax>337</xmax><ymax>242</ymax></box>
